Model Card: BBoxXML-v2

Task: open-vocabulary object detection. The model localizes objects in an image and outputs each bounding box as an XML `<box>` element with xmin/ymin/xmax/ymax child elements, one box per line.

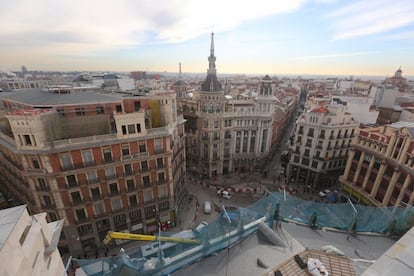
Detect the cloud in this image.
<box><xmin>294</xmin><ymin>51</ymin><xmax>381</xmax><ymax>60</ymax></box>
<box><xmin>326</xmin><ymin>0</ymin><xmax>414</xmax><ymax>40</ymax></box>
<box><xmin>0</xmin><ymin>0</ymin><xmax>307</xmax><ymax>54</ymax></box>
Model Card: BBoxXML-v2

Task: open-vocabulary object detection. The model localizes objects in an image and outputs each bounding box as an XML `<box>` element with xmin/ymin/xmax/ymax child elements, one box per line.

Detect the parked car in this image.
<box><xmin>203</xmin><ymin>201</ymin><xmax>212</xmax><ymax>214</ymax></box>
<box><xmin>221</xmin><ymin>191</ymin><xmax>232</xmax><ymax>199</ymax></box>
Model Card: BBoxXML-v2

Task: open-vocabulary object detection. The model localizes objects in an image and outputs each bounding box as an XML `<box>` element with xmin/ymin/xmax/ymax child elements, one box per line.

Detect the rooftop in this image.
<box><xmin>0</xmin><ymin>205</ymin><xmax>26</xmax><ymax>251</ymax></box>
<box><xmin>173</xmin><ymin>222</ymin><xmax>396</xmax><ymax>276</ymax></box>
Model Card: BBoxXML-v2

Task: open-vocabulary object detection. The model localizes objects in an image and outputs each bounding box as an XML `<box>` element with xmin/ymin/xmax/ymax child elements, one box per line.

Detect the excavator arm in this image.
<box><xmin>103</xmin><ymin>231</ymin><xmax>200</xmax><ymax>246</ymax></box>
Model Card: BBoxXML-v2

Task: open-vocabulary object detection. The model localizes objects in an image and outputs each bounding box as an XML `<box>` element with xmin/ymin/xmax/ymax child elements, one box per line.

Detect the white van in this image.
<box><xmin>203</xmin><ymin>201</ymin><xmax>212</xmax><ymax>214</ymax></box>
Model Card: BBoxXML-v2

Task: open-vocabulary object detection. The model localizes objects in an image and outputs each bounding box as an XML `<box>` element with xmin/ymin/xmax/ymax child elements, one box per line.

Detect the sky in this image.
<box><xmin>1</xmin><ymin>0</ymin><xmax>414</xmax><ymax>77</ymax></box>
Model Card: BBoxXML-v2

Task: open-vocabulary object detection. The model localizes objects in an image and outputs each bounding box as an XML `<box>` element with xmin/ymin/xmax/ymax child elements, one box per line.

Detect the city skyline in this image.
<box><xmin>1</xmin><ymin>0</ymin><xmax>414</xmax><ymax>77</ymax></box>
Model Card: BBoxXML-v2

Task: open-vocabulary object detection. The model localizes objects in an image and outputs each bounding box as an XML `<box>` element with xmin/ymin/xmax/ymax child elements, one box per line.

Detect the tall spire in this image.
<box><xmin>201</xmin><ymin>32</ymin><xmax>221</xmax><ymax>92</ymax></box>
<box><xmin>179</xmin><ymin>62</ymin><xmax>182</xmax><ymax>80</ymax></box>
<box><xmin>207</xmin><ymin>32</ymin><xmax>216</xmax><ymax>75</ymax></box>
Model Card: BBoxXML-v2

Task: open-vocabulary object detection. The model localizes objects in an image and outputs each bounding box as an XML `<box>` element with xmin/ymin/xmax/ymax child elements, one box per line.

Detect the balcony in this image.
<box><xmin>318</xmin><ymin>135</ymin><xmax>325</xmax><ymax>139</ymax></box>
<box><xmin>92</xmin><ymin>194</ymin><xmax>102</xmax><ymax>201</ymax></box>
<box><xmin>41</xmin><ymin>203</ymin><xmax>56</xmax><ymax>210</ymax></box>
<box><xmin>66</xmin><ymin>182</ymin><xmax>79</xmax><ymax>189</ymax></box>
<box><xmin>105</xmin><ymin>174</ymin><xmax>118</xmax><ymax>180</ymax></box>
<box><xmin>316</xmin><ymin>145</ymin><xmax>323</xmax><ymax>150</ymax></box>
<box><xmin>36</xmin><ymin>186</ymin><xmax>50</xmax><ymax>192</ymax></box>
<box><xmin>60</xmin><ymin>164</ymin><xmax>74</xmax><ymax>171</ymax></box>
<box><xmin>87</xmin><ymin>178</ymin><xmax>99</xmax><ymax>185</ymax></box>
<box><xmin>83</xmin><ymin>161</ymin><xmax>96</xmax><ymax>167</ymax></box>
<box><xmin>154</xmin><ymin>148</ymin><xmax>164</xmax><ymax>154</ymax></box>
<box><xmin>124</xmin><ymin>170</ymin><xmax>135</xmax><ymax>176</ymax></box>
<box><xmin>72</xmin><ymin>199</ymin><xmax>84</xmax><ymax>206</ymax></box>
<box><xmin>305</xmin><ymin>143</ymin><xmax>312</xmax><ymax>148</ymax></box>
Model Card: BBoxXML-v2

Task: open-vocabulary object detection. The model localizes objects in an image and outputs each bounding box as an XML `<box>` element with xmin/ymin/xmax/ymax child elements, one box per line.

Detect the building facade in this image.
<box><xmin>339</xmin><ymin>122</ymin><xmax>414</xmax><ymax>208</ymax></box>
<box><xmin>0</xmin><ymin>87</ymin><xmax>186</xmax><ymax>257</ymax></box>
<box><xmin>288</xmin><ymin>103</ymin><xmax>359</xmax><ymax>188</ymax></box>
<box><xmin>0</xmin><ymin>205</ymin><xmax>65</xmax><ymax>276</ymax></box>
<box><xmin>180</xmin><ymin>33</ymin><xmax>289</xmax><ymax>177</ymax></box>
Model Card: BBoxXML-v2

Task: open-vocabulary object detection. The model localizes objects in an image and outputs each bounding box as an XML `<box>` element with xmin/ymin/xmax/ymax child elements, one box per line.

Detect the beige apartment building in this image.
<box><xmin>339</xmin><ymin>122</ymin><xmax>414</xmax><ymax>208</ymax></box>
<box><xmin>0</xmin><ymin>87</ymin><xmax>186</xmax><ymax>257</ymax></box>
<box><xmin>288</xmin><ymin>103</ymin><xmax>359</xmax><ymax>188</ymax></box>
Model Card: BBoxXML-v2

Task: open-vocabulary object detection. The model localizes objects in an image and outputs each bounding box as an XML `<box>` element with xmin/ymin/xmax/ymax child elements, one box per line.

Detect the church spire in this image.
<box><xmin>207</xmin><ymin>32</ymin><xmax>216</xmax><ymax>75</ymax></box>
<box><xmin>179</xmin><ymin>62</ymin><xmax>182</xmax><ymax>80</ymax></box>
<box><xmin>201</xmin><ymin>32</ymin><xmax>221</xmax><ymax>92</ymax></box>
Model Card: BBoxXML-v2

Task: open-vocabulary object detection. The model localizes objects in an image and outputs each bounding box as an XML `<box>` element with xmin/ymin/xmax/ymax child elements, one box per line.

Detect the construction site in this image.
<box><xmin>73</xmin><ymin>191</ymin><xmax>414</xmax><ymax>275</ymax></box>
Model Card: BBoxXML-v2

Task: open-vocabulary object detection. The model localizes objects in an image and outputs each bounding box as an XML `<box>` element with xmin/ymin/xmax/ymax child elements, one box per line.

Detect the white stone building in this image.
<box><xmin>0</xmin><ymin>205</ymin><xmax>65</xmax><ymax>276</ymax></box>
<box><xmin>288</xmin><ymin>103</ymin><xmax>359</xmax><ymax>188</ymax></box>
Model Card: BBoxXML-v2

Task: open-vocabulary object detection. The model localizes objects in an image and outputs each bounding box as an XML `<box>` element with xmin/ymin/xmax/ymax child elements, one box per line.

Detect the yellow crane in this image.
<box><xmin>103</xmin><ymin>231</ymin><xmax>201</xmax><ymax>246</ymax></box>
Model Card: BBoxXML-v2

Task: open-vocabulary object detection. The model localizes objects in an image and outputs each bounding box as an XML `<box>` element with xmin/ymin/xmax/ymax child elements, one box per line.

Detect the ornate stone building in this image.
<box><xmin>179</xmin><ymin>33</ymin><xmax>290</xmax><ymax>178</ymax></box>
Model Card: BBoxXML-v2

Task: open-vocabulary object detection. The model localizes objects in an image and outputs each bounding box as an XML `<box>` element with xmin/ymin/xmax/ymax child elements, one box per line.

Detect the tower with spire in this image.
<box><xmin>201</xmin><ymin>32</ymin><xmax>222</xmax><ymax>92</ymax></box>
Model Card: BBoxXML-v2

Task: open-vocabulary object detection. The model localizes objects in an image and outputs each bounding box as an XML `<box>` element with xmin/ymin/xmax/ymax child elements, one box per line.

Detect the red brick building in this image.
<box><xmin>0</xmin><ymin>87</ymin><xmax>186</xmax><ymax>257</ymax></box>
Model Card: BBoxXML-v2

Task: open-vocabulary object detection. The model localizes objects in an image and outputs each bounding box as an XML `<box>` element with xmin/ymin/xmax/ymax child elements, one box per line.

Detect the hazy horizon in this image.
<box><xmin>1</xmin><ymin>0</ymin><xmax>414</xmax><ymax>76</ymax></box>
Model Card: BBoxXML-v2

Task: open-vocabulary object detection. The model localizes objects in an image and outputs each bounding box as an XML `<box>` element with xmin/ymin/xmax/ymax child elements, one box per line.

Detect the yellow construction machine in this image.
<box><xmin>103</xmin><ymin>231</ymin><xmax>201</xmax><ymax>246</ymax></box>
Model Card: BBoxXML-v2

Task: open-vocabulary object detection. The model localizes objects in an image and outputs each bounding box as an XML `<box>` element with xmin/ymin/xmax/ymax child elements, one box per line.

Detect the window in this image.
<box><xmin>111</xmin><ymin>198</ymin><xmax>122</xmax><ymax>212</ymax></box>
<box><xmin>82</xmin><ymin>150</ymin><xmax>94</xmax><ymax>166</ymax></box>
<box><xmin>144</xmin><ymin>190</ymin><xmax>153</xmax><ymax>203</ymax></box>
<box><xmin>122</xmin><ymin>125</ymin><xmax>127</xmax><ymax>135</ymax></box>
<box><xmin>129</xmin><ymin>195</ymin><xmax>138</xmax><ymax>207</ymax></box>
<box><xmin>142</xmin><ymin>175</ymin><xmax>151</xmax><ymax>187</ymax></box>
<box><xmin>159</xmin><ymin>201</ymin><xmax>169</xmax><ymax>211</ymax></box>
<box><xmin>126</xmin><ymin>179</ymin><xmax>135</xmax><ymax>192</ymax></box>
<box><xmin>134</xmin><ymin>101</ymin><xmax>141</xmax><ymax>111</ymax></box>
<box><xmin>121</xmin><ymin>144</ymin><xmax>130</xmax><ymax>156</ymax></box>
<box><xmin>116</xmin><ymin>105</ymin><xmax>122</xmax><ymax>112</ymax></box>
<box><xmin>141</xmin><ymin>160</ymin><xmax>149</xmax><ymax>171</ymax></box>
<box><xmin>128</xmin><ymin>124</ymin><xmax>136</xmax><ymax>134</ymax></box>
<box><xmin>158</xmin><ymin>186</ymin><xmax>167</xmax><ymax>199</ymax></box>
<box><xmin>75</xmin><ymin>208</ymin><xmax>87</xmax><ymax>222</ymax></box>
<box><xmin>158</xmin><ymin>172</ymin><xmax>165</xmax><ymax>184</ymax></box>
<box><xmin>66</xmin><ymin>174</ymin><xmax>77</xmax><ymax>187</ymax></box>
<box><xmin>109</xmin><ymin>183</ymin><xmax>119</xmax><ymax>195</ymax></box>
<box><xmin>71</xmin><ymin>191</ymin><xmax>82</xmax><ymax>204</ymax></box>
<box><xmin>86</xmin><ymin>171</ymin><xmax>98</xmax><ymax>184</ymax></box>
<box><xmin>43</xmin><ymin>195</ymin><xmax>53</xmax><ymax>207</ymax></box>
<box><xmin>94</xmin><ymin>203</ymin><xmax>105</xmax><ymax>217</ymax></box>
<box><xmin>214</xmin><ymin>120</ymin><xmax>218</xmax><ymax>128</ymax></box>
<box><xmin>308</xmin><ymin>128</ymin><xmax>314</xmax><ymax>137</ymax></box>
<box><xmin>37</xmin><ymin>178</ymin><xmax>48</xmax><ymax>190</ymax></box>
<box><xmin>75</xmin><ymin>107</ymin><xmax>85</xmax><ymax>116</ymax></box>
<box><xmin>144</xmin><ymin>205</ymin><xmax>156</xmax><ymax>218</ymax></box>
<box><xmin>124</xmin><ymin>164</ymin><xmax>133</xmax><ymax>175</ymax></box>
<box><xmin>103</xmin><ymin>147</ymin><xmax>112</xmax><ymax>162</ymax></box>
<box><xmin>31</xmin><ymin>157</ymin><xmax>40</xmax><ymax>169</ymax></box>
<box><xmin>23</xmin><ymin>134</ymin><xmax>32</xmax><ymax>145</ymax></box>
<box><xmin>60</xmin><ymin>153</ymin><xmax>72</xmax><ymax>169</ymax></box>
<box><xmin>136</xmin><ymin>124</ymin><xmax>141</xmax><ymax>133</ymax></box>
<box><xmin>139</xmin><ymin>142</ymin><xmax>146</xmax><ymax>153</ymax></box>
<box><xmin>105</xmin><ymin>167</ymin><xmax>116</xmax><ymax>179</ymax></box>
<box><xmin>47</xmin><ymin>212</ymin><xmax>58</xmax><ymax>222</ymax></box>
<box><xmin>155</xmin><ymin>139</ymin><xmax>163</xmax><ymax>153</ymax></box>
<box><xmin>91</xmin><ymin>187</ymin><xmax>101</xmax><ymax>200</ymax></box>
<box><xmin>157</xmin><ymin>158</ymin><xmax>163</xmax><ymax>168</ymax></box>
<box><xmin>77</xmin><ymin>224</ymin><xmax>93</xmax><ymax>236</ymax></box>
<box><xmin>96</xmin><ymin>106</ymin><xmax>104</xmax><ymax>114</ymax></box>
<box><xmin>130</xmin><ymin>210</ymin><xmax>142</xmax><ymax>223</ymax></box>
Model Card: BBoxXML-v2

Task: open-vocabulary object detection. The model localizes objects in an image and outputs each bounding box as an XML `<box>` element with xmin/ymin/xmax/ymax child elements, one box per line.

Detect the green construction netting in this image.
<box><xmin>74</xmin><ymin>192</ymin><xmax>414</xmax><ymax>276</ymax></box>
